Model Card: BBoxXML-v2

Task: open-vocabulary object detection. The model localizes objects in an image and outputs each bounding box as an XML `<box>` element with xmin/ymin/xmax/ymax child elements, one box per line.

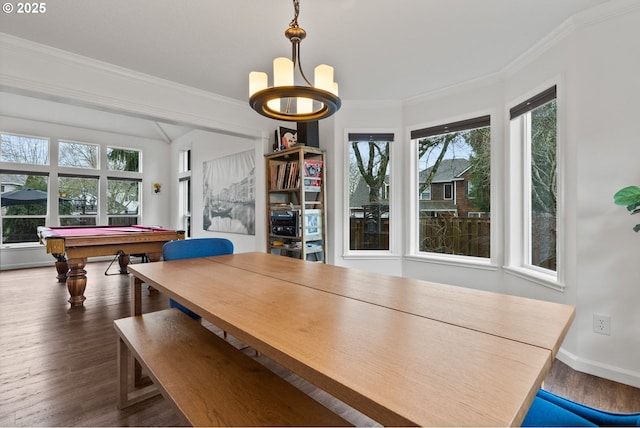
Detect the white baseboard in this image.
<box><xmin>556</xmin><ymin>347</ymin><xmax>640</xmax><ymax>389</ymax></box>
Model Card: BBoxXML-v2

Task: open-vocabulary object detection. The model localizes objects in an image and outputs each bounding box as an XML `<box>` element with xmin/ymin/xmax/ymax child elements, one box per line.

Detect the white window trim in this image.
<box><xmin>505</xmin><ymin>79</ymin><xmax>565</xmax><ymax>291</ymax></box>
<box><xmin>178</xmin><ymin>148</ymin><xmax>192</xmax><ymax>237</ymax></box>
<box><xmin>407</xmin><ymin>110</ymin><xmax>496</xmax><ymax>268</ymax></box>
<box><xmin>58</xmin><ymin>139</ymin><xmax>100</xmax><ymax>170</ymax></box>
<box><xmin>1</xmin><ymin>136</ymin><xmax>145</xmax><ymax>243</ymax></box>
<box><xmin>343</xmin><ymin>128</ymin><xmax>400</xmax><ymax>259</ymax></box>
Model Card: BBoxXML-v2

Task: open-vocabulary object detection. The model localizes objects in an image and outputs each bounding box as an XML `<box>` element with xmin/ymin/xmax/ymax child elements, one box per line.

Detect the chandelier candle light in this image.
<box><xmin>249</xmin><ymin>0</ymin><xmax>341</xmax><ymax>122</ymax></box>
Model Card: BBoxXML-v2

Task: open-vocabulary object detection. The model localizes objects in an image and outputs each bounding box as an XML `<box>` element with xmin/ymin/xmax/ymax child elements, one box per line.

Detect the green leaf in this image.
<box><xmin>614</xmin><ymin>186</ymin><xmax>640</xmax><ymax>206</ymax></box>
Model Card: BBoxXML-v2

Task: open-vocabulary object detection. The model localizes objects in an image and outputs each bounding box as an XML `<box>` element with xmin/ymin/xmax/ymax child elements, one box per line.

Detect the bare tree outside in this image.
<box><xmin>59</xmin><ymin>141</ymin><xmax>98</xmax><ymax>169</ymax></box>
<box><xmin>1</xmin><ymin>134</ymin><xmax>49</xmax><ymax>165</ymax></box>
<box><xmin>349</xmin><ymin>139</ymin><xmax>391</xmax><ymax>250</ymax></box>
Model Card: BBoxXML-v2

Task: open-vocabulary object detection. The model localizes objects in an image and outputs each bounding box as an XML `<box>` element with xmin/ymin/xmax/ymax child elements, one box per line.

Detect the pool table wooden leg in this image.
<box><xmin>118</xmin><ymin>253</ymin><xmax>130</xmax><ymax>274</ymax></box>
<box><xmin>147</xmin><ymin>252</ymin><xmax>162</xmax><ymax>262</ymax></box>
<box><xmin>66</xmin><ymin>257</ymin><xmax>87</xmax><ymax>306</ymax></box>
<box><xmin>55</xmin><ymin>260</ymin><xmax>68</xmax><ymax>282</ymax></box>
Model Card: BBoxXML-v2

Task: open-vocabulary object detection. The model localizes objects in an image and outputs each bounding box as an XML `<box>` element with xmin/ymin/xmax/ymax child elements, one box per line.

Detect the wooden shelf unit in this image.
<box><xmin>265</xmin><ymin>146</ymin><xmax>326</xmax><ymax>263</ymax></box>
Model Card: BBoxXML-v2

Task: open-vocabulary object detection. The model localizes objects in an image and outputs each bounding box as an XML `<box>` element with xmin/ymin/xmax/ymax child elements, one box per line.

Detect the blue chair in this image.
<box><xmin>522</xmin><ymin>389</ymin><xmax>640</xmax><ymax>427</ymax></box>
<box><xmin>161</xmin><ymin>238</ymin><xmax>234</xmax><ymax>321</ymax></box>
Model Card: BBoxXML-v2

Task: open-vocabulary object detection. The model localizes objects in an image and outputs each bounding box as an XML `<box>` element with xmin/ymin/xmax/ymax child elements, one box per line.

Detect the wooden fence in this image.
<box><xmin>349</xmin><ymin>215</ymin><xmax>558</xmax><ymax>269</ymax></box>
<box><xmin>418</xmin><ymin>217</ymin><xmax>490</xmax><ymax>258</ymax></box>
<box><xmin>349</xmin><ymin>216</ymin><xmax>491</xmax><ymax>257</ymax></box>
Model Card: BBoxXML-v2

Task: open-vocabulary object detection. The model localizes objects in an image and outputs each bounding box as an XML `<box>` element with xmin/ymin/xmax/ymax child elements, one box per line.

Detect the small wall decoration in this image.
<box><xmin>153</xmin><ymin>182</ymin><xmax>162</xmax><ymax>193</ymax></box>
<box><xmin>274</xmin><ymin>126</ymin><xmax>297</xmax><ymax>152</ymax></box>
<box><xmin>203</xmin><ymin>150</ymin><xmax>255</xmax><ymax>235</ymax></box>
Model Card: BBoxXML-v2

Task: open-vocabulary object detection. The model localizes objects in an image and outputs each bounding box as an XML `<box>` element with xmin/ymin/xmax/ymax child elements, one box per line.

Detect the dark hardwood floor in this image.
<box><xmin>1</xmin><ymin>260</ymin><xmax>638</xmax><ymax>426</ymax></box>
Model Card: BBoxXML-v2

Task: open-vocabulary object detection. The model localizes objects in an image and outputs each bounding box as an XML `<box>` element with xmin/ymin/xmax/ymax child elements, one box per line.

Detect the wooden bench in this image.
<box><xmin>114</xmin><ymin>308</ymin><xmax>350</xmax><ymax>426</ymax></box>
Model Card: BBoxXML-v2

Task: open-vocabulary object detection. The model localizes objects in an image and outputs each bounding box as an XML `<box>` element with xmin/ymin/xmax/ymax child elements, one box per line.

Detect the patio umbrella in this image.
<box><xmin>0</xmin><ymin>188</ymin><xmax>49</xmax><ymax>206</ymax></box>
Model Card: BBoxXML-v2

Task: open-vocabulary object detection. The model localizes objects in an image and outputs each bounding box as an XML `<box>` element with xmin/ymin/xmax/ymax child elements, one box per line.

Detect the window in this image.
<box><xmin>1</xmin><ymin>133</ymin><xmax>49</xmax><ymax>165</ymax></box>
<box><xmin>443</xmin><ymin>183</ymin><xmax>453</xmax><ymax>200</ymax></box>
<box><xmin>421</xmin><ymin>185</ymin><xmax>432</xmax><ymax>201</ymax></box>
<box><xmin>510</xmin><ymin>86</ymin><xmax>558</xmax><ymax>273</ymax></box>
<box><xmin>0</xmin><ymin>173</ymin><xmax>48</xmax><ymax>243</ymax></box>
<box><xmin>348</xmin><ymin>133</ymin><xmax>393</xmax><ymax>251</ymax></box>
<box><xmin>58</xmin><ymin>176</ymin><xmax>98</xmax><ymax>226</ymax></box>
<box><xmin>1</xmin><ymin>133</ymin><xmax>50</xmax><ymax>244</ymax></box>
<box><xmin>107</xmin><ymin>147</ymin><xmax>140</xmax><ymax>172</ymax></box>
<box><xmin>107</xmin><ymin>178</ymin><xmax>140</xmax><ymax>225</ymax></box>
<box><xmin>1</xmin><ymin>133</ymin><xmax>147</xmax><ymax>244</ymax></box>
<box><xmin>57</xmin><ymin>141</ymin><xmax>100</xmax><ymax>226</ymax></box>
<box><xmin>411</xmin><ymin>116</ymin><xmax>491</xmax><ymax>258</ymax></box>
<box><xmin>59</xmin><ymin>141</ymin><xmax>98</xmax><ymax>169</ymax></box>
<box><xmin>178</xmin><ymin>149</ymin><xmax>191</xmax><ymax>237</ymax></box>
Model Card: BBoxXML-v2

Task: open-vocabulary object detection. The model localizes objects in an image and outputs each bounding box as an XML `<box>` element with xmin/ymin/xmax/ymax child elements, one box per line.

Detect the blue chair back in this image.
<box><xmin>162</xmin><ymin>237</ymin><xmax>234</xmax><ymax>261</ymax></box>
<box><xmin>523</xmin><ymin>389</ymin><xmax>640</xmax><ymax>427</ymax></box>
<box><xmin>161</xmin><ymin>238</ymin><xmax>234</xmax><ymax>320</ymax></box>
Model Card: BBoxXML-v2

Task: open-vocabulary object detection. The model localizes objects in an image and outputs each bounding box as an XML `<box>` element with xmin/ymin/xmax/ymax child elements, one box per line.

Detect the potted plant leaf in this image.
<box><xmin>614</xmin><ymin>185</ymin><xmax>640</xmax><ymax>232</ymax></box>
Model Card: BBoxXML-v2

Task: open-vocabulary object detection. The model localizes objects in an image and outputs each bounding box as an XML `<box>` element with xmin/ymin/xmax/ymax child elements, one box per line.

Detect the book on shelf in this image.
<box><xmin>303</xmin><ymin>160</ymin><xmax>323</xmax><ymax>178</ymax></box>
<box><xmin>302</xmin><ymin>159</ymin><xmax>323</xmax><ymax>191</ymax></box>
<box><xmin>270</xmin><ymin>161</ymin><xmax>300</xmax><ymax>190</ymax></box>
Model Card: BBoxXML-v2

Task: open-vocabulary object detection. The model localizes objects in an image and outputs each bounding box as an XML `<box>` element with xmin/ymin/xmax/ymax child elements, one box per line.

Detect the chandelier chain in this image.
<box><xmin>290</xmin><ymin>0</ymin><xmax>300</xmax><ymax>28</ymax></box>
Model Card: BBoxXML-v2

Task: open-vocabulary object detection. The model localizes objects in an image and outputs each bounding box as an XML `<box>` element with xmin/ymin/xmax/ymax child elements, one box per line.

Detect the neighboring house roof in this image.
<box><xmin>350</xmin><ymin>176</ymin><xmax>389</xmax><ymax>208</ymax></box>
<box><xmin>0</xmin><ymin>174</ymin><xmax>27</xmax><ymax>189</ymax></box>
<box><xmin>419</xmin><ymin>158</ymin><xmax>470</xmax><ymax>184</ymax></box>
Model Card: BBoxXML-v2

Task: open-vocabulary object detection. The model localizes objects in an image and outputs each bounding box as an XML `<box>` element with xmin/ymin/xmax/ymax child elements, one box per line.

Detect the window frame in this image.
<box><xmin>106</xmin><ymin>177</ymin><xmax>141</xmax><ymax>225</ymax></box>
<box><xmin>343</xmin><ymin>129</ymin><xmax>399</xmax><ymax>259</ymax></box>
<box><xmin>505</xmin><ymin>82</ymin><xmax>565</xmax><ymax>291</ymax></box>
<box><xmin>57</xmin><ymin>174</ymin><xmax>99</xmax><ymax>226</ymax></box>
<box><xmin>178</xmin><ymin>149</ymin><xmax>192</xmax><ymax>238</ymax></box>
<box><xmin>408</xmin><ymin>113</ymin><xmax>494</xmax><ymax>266</ymax></box>
<box><xmin>0</xmin><ymin>132</ymin><xmax>50</xmax><ymax>166</ymax></box>
<box><xmin>443</xmin><ymin>183</ymin><xmax>453</xmax><ymax>200</ymax></box>
<box><xmin>58</xmin><ymin>140</ymin><xmax>99</xmax><ymax>170</ymax></box>
<box><xmin>0</xmin><ymin>171</ymin><xmax>49</xmax><ymax>244</ymax></box>
<box><xmin>0</xmin><ymin>134</ymin><xmax>146</xmax><ymax>246</ymax></box>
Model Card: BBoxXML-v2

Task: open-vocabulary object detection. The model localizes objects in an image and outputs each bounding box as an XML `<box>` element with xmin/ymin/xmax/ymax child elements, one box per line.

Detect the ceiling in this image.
<box><xmin>0</xmin><ymin>0</ymin><xmax>612</xmax><ymax>140</ymax></box>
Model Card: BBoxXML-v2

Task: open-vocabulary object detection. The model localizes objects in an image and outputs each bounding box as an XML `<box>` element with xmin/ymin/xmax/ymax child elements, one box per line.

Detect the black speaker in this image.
<box><xmin>297</xmin><ymin>121</ymin><xmax>319</xmax><ymax>148</ymax></box>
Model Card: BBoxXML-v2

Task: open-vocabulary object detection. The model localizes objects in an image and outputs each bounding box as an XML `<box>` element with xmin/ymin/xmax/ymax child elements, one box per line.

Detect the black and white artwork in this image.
<box><xmin>203</xmin><ymin>150</ymin><xmax>255</xmax><ymax>235</ymax></box>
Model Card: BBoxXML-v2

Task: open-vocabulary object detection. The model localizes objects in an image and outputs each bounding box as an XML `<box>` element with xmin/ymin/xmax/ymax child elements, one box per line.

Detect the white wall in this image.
<box><xmin>0</xmin><ymin>114</ymin><xmax>172</xmax><ymax>269</ymax></box>
<box><xmin>570</xmin><ymin>6</ymin><xmax>640</xmax><ymax>385</ymax></box>
<box><xmin>168</xmin><ymin>129</ymin><xmax>268</xmax><ymax>254</ymax></box>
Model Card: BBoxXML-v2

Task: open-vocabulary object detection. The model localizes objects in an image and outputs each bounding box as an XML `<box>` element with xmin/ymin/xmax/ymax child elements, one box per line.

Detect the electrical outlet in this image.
<box><xmin>593</xmin><ymin>314</ymin><xmax>611</xmax><ymax>335</ymax></box>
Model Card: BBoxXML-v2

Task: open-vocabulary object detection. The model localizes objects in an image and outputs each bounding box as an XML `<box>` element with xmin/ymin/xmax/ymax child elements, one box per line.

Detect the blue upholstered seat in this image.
<box><xmin>522</xmin><ymin>389</ymin><xmax>640</xmax><ymax>427</ymax></box>
<box><xmin>161</xmin><ymin>238</ymin><xmax>234</xmax><ymax>320</ymax></box>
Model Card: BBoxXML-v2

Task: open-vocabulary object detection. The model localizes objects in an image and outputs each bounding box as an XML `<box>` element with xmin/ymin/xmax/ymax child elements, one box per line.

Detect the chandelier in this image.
<box><xmin>248</xmin><ymin>0</ymin><xmax>341</xmax><ymax>122</ymax></box>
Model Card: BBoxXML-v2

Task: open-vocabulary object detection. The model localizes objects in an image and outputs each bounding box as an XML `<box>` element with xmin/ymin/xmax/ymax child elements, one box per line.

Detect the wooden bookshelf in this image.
<box><xmin>265</xmin><ymin>146</ymin><xmax>326</xmax><ymax>263</ymax></box>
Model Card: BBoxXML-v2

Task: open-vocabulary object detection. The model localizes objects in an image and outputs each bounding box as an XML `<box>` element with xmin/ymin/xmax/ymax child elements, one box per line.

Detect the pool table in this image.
<box><xmin>37</xmin><ymin>225</ymin><xmax>184</xmax><ymax>306</ymax></box>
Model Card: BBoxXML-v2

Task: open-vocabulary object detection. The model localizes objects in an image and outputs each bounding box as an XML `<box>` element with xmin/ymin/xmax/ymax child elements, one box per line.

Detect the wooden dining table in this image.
<box><xmin>127</xmin><ymin>252</ymin><xmax>575</xmax><ymax>427</ymax></box>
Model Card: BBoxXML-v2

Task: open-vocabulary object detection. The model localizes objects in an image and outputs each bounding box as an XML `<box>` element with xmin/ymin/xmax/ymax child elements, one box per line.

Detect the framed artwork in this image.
<box><xmin>202</xmin><ymin>150</ymin><xmax>255</xmax><ymax>235</ymax></box>
<box><xmin>275</xmin><ymin>126</ymin><xmax>297</xmax><ymax>152</ymax></box>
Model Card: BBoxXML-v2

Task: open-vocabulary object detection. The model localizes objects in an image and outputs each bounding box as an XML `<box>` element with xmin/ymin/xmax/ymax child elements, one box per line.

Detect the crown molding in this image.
<box><xmin>403</xmin><ymin>73</ymin><xmax>502</xmax><ymax>106</ymax></box>
<box><xmin>0</xmin><ymin>32</ymin><xmax>245</xmax><ymax>108</ymax></box>
<box><xmin>403</xmin><ymin>0</ymin><xmax>639</xmax><ymax>106</ymax></box>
